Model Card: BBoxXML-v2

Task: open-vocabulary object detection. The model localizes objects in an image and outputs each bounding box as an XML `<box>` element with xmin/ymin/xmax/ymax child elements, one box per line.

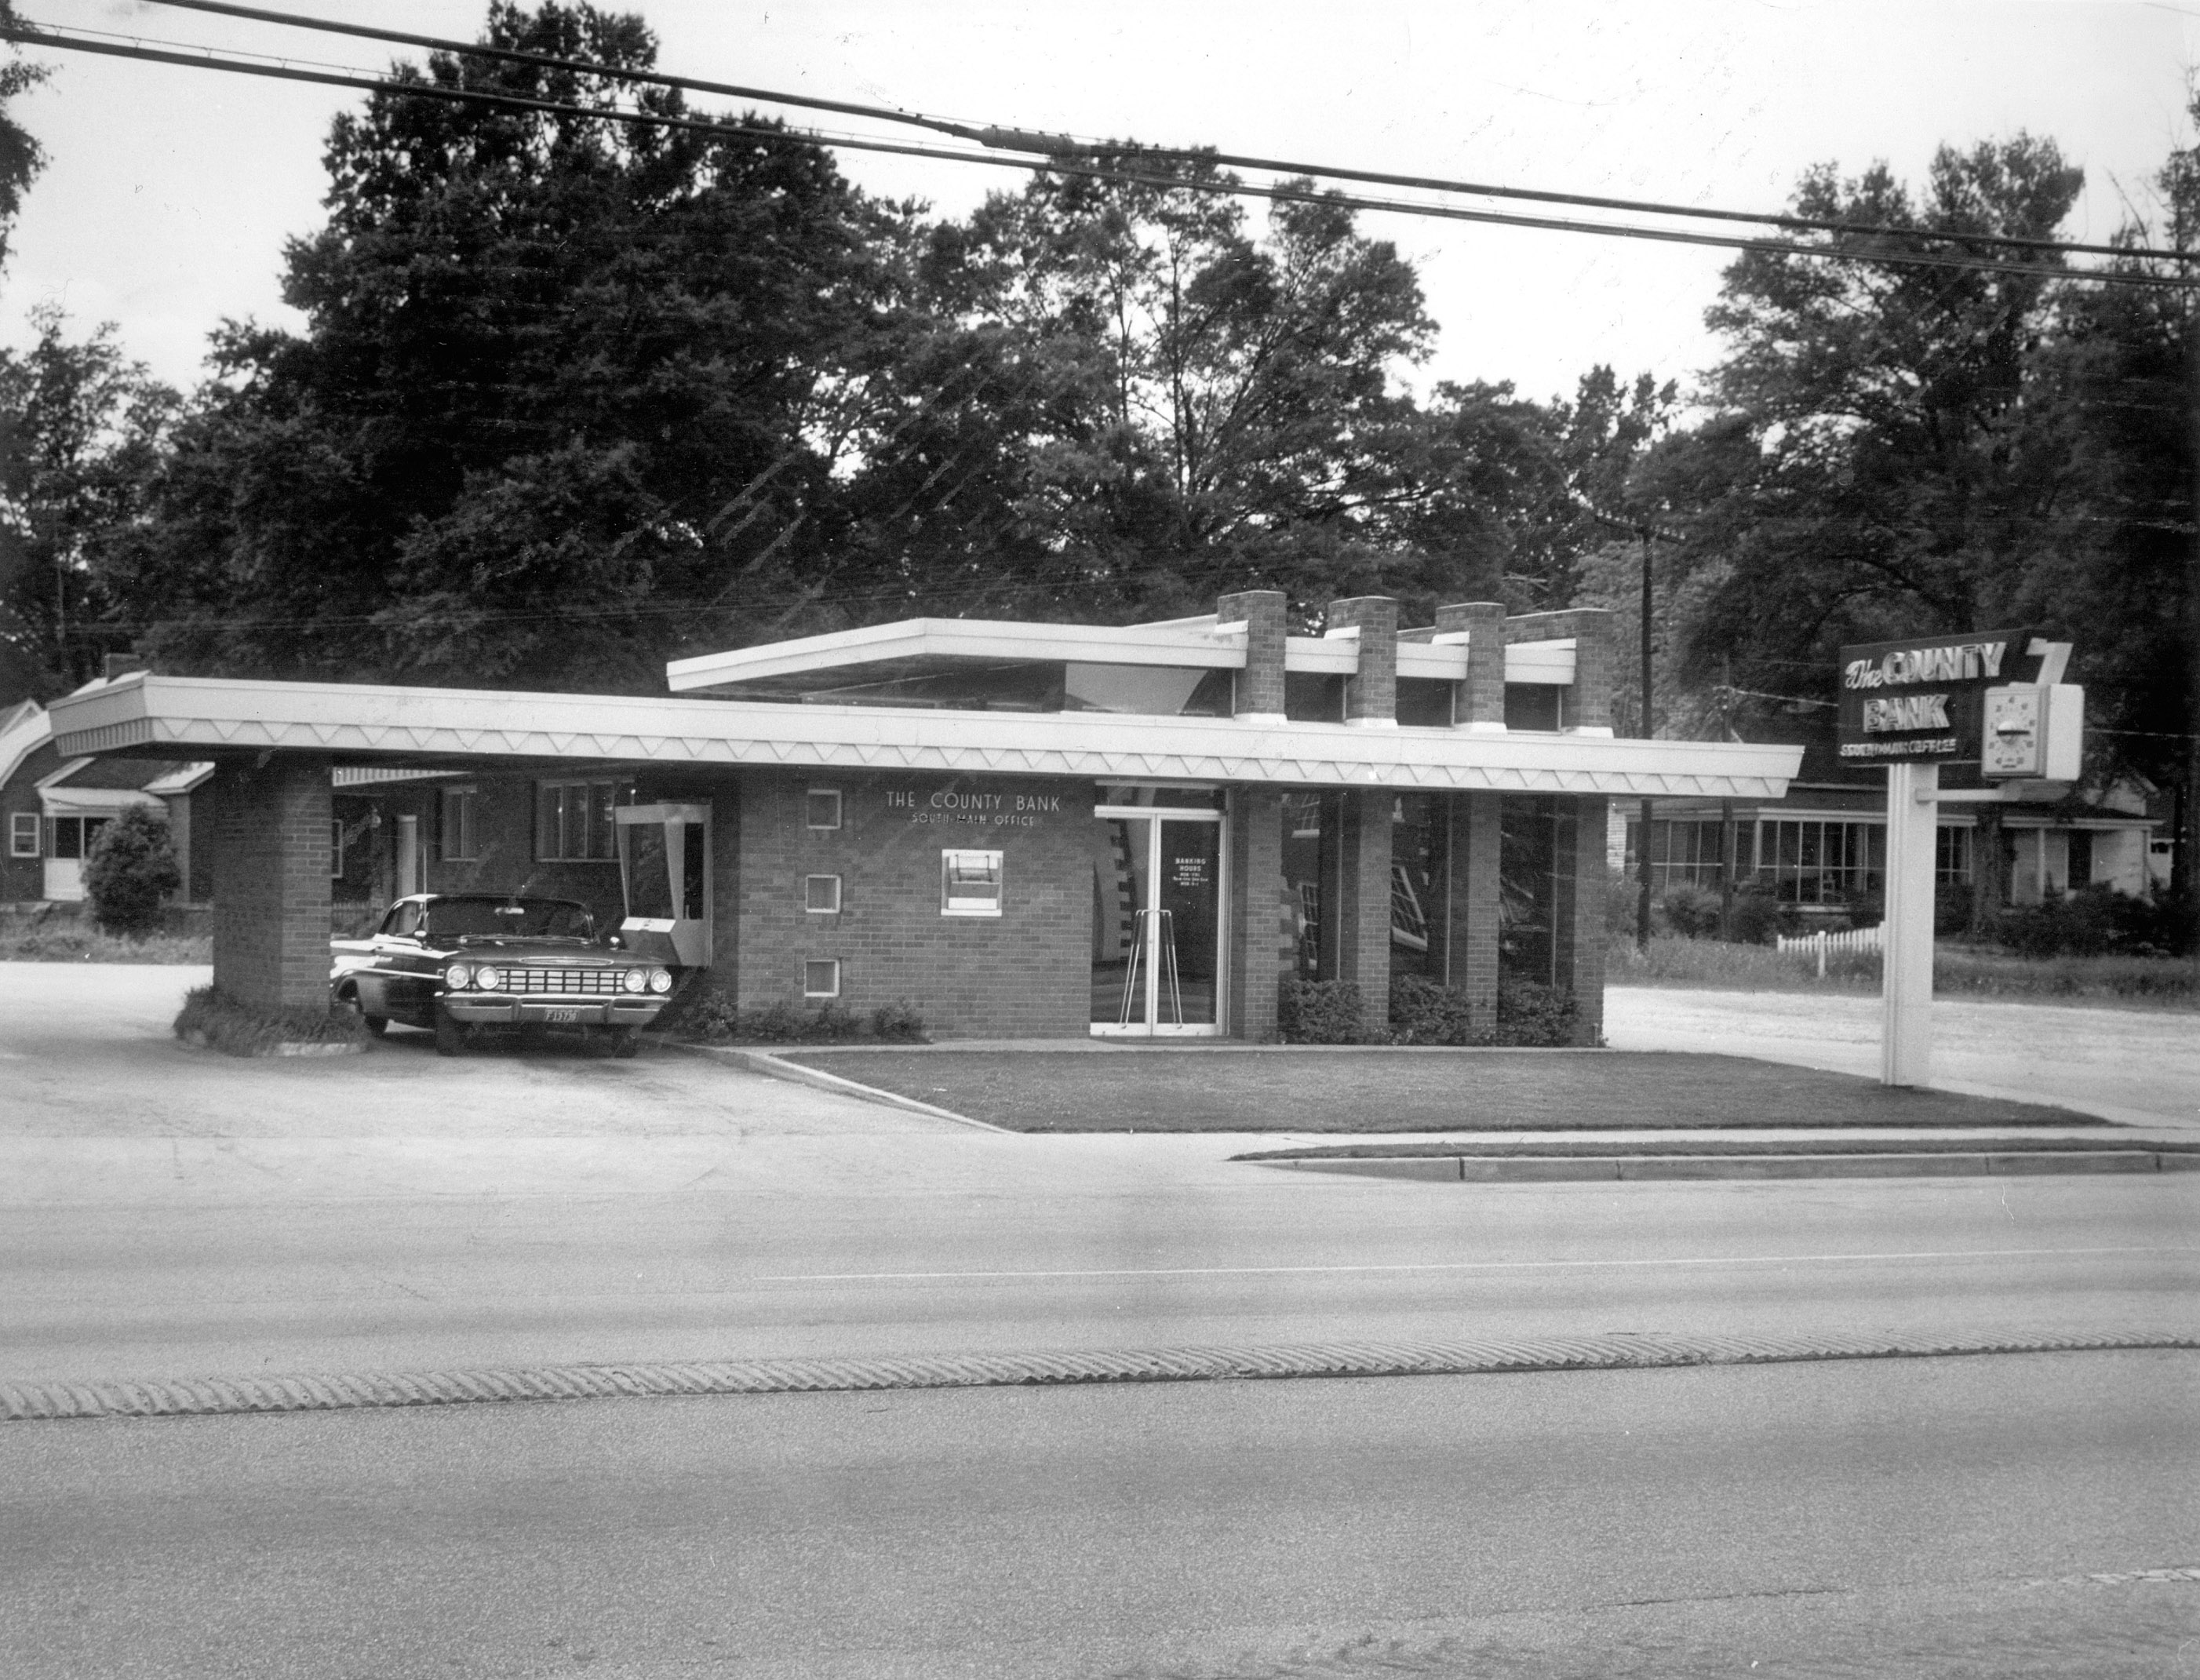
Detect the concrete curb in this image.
<box><xmin>664</xmin><ymin>1041</ymin><xmax>1005</xmax><ymax>1132</ymax></box>
<box><xmin>7</xmin><ymin>1329</ymin><xmax>2191</xmax><ymax>1422</ymax></box>
<box><xmin>1257</xmin><ymin>1150</ymin><xmax>2200</xmax><ymax>1183</ymax></box>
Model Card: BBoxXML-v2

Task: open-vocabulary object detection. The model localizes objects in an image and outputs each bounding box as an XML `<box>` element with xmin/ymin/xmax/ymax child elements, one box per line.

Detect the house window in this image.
<box><xmin>805</xmin><ymin>874</ymin><xmax>842</xmax><ymax>913</ymax></box>
<box><xmin>9</xmin><ymin>811</ymin><xmax>37</xmax><ymax>858</ymax></box>
<box><xmin>1935</xmin><ymin>825</ymin><xmax>1972</xmax><ymax>884</ymax></box>
<box><xmin>803</xmin><ymin>958</ymin><xmax>841</xmax><ymax>998</ymax></box>
<box><xmin>941</xmin><ymin>849</ymin><xmax>1003</xmax><ymax>917</ymax></box>
<box><xmin>1754</xmin><ymin>819</ymin><xmax>1884</xmax><ymax>906</ymax></box>
<box><xmin>46</xmin><ymin>815</ymin><xmax>107</xmax><ymax>861</ymax></box>
<box><xmin>805</xmin><ymin>788</ymin><xmax>843</xmax><ymax>831</ymax></box>
<box><xmin>536</xmin><ymin>780</ymin><xmax>617</xmax><ymax>862</ymax></box>
<box><xmin>440</xmin><ymin>786</ymin><xmax>479</xmax><ymax>860</ymax></box>
<box><xmin>330</xmin><ymin>819</ymin><xmax>345</xmax><ymax>880</ymax></box>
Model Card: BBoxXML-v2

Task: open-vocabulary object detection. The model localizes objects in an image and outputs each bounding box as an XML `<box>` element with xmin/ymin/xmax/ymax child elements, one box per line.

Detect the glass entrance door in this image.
<box><xmin>1091</xmin><ymin>812</ymin><xmax>1225</xmax><ymax>1037</ymax></box>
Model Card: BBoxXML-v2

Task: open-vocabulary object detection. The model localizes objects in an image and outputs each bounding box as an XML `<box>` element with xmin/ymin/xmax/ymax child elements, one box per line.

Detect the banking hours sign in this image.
<box><xmin>1837</xmin><ymin>627</ymin><xmax>2038</xmax><ymax>763</ymax></box>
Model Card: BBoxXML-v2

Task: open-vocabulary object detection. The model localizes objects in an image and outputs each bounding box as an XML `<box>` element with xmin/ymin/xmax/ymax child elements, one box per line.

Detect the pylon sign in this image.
<box><xmin>1837</xmin><ymin>626</ymin><xmax>2039</xmax><ymax>764</ymax></box>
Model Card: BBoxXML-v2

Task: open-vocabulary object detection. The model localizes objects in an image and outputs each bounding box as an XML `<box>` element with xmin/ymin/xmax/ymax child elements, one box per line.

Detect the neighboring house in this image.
<box><xmin>0</xmin><ymin>691</ymin><xmax>213</xmax><ymax>909</ymax></box>
<box><xmin>1612</xmin><ymin>732</ymin><xmax>2165</xmax><ymax>918</ymax></box>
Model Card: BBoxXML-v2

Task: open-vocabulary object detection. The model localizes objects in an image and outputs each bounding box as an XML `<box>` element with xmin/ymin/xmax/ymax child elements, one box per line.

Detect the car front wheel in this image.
<box><xmin>434</xmin><ymin>1006</ymin><xmax>468</xmax><ymax>1058</ymax></box>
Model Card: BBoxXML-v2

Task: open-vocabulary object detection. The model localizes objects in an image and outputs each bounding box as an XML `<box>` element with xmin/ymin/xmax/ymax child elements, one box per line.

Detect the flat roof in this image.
<box><xmin>49</xmin><ymin>672</ymin><xmax>1801</xmax><ymax>799</ymax></box>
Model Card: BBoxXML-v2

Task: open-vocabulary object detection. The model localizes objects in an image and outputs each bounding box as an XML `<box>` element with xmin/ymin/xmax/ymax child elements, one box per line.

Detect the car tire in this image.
<box><xmin>611</xmin><ymin>1027</ymin><xmax>642</xmax><ymax>1059</ymax></box>
<box><xmin>361</xmin><ymin>1013</ymin><xmax>389</xmax><ymax>1038</ymax></box>
<box><xmin>434</xmin><ymin>1007</ymin><xmax>468</xmax><ymax>1058</ymax></box>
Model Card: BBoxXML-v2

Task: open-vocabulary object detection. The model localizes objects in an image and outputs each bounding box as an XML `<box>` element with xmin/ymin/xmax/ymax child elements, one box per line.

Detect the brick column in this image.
<box><xmin>1450</xmin><ymin>792</ymin><xmax>1502</xmax><ymax>1029</ymax></box>
<box><xmin>1436</xmin><ymin>601</ymin><xmax>1506</xmax><ymax>731</ymax></box>
<box><xmin>1218</xmin><ymin>589</ymin><xmax>1287</xmax><ymax>722</ymax></box>
<box><xmin>1504</xmin><ymin>607</ymin><xmax>1615</xmax><ymax>732</ymax></box>
<box><xmin>707</xmin><ymin>782</ymin><xmax>741</xmax><ymax>997</ymax></box>
<box><xmin>1328</xmin><ymin>596</ymin><xmax>1398</xmax><ymax>727</ymax></box>
<box><xmin>1568</xmin><ymin>796</ymin><xmax>1610</xmax><ymax>1044</ymax></box>
<box><xmin>1227</xmin><ymin>785</ymin><xmax>1284</xmax><ymax>1040</ymax></box>
<box><xmin>1335</xmin><ymin>787</ymin><xmax>1393</xmax><ymax>1033</ymax></box>
<box><xmin>211</xmin><ymin>756</ymin><xmax>332</xmax><ymax>1011</ymax></box>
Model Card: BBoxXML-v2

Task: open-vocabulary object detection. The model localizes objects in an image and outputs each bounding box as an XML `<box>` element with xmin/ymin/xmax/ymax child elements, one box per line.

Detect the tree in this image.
<box><xmin>112</xmin><ymin>3</ymin><xmax>914</xmax><ymax>691</ymax></box>
<box><xmin>0</xmin><ymin>1</ymin><xmax>45</xmax><ymax>273</ymax></box>
<box><xmin>83</xmin><ymin>804</ymin><xmax>181</xmax><ymax>935</ymax></box>
<box><xmin>0</xmin><ymin>306</ymin><xmax>177</xmax><ymax>697</ymax></box>
<box><xmin>894</xmin><ymin>152</ymin><xmax>1439</xmax><ymax>623</ymax></box>
<box><xmin>1662</xmin><ymin>137</ymin><xmax>2089</xmax><ymax>736</ymax></box>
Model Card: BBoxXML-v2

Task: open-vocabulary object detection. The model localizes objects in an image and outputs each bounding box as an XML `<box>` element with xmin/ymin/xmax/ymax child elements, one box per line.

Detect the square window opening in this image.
<box><xmin>803</xmin><ymin>958</ymin><xmax>841</xmax><ymax>998</ymax></box>
<box><xmin>942</xmin><ymin>848</ymin><xmax>1003</xmax><ymax>917</ymax></box>
<box><xmin>805</xmin><ymin>789</ymin><xmax>843</xmax><ymax>831</ymax></box>
<box><xmin>805</xmin><ymin>874</ymin><xmax>843</xmax><ymax>914</ymax></box>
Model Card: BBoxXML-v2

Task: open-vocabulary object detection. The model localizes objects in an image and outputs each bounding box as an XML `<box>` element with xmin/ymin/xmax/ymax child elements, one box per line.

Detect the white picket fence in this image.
<box><xmin>1777</xmin><ymin>923</ymin><xmax>1884</xmax><ymax>977</ymax></box>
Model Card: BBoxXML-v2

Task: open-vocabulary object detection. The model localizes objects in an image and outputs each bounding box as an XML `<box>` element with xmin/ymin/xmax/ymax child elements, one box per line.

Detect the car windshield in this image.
<box><xmin>425</xmin><ymin>900</ymin><xmax>594</xmax><ymax>942</ymax></box>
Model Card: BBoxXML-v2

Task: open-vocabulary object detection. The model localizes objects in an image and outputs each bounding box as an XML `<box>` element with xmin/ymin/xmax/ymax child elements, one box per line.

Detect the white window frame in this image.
<box><xmin>8</xmin><ymin>811</ymin><xmax>38</xmax><ymax>858</ymax></box>
<box><xmin>805</xmin><ymin>874</ymin><xmax>843</xmax><ymax>914</ymax></box>
<box><xmin>805</xmin><ymin>788</ymin><xmax>843</xmax><ymax>831</ymax></box>
<box><xmin>941</xmin><ymin>848</ymin><xmax>1004</xmax><ymax>918</ymax></box>
<box><xmin>330</xmin><ymin>818</ymin><xmax>345</xmax><ymax>880</ymax></box>
<box><xmin>803</xmin><ymin>958</ymin><xmax>841</xmax><ymax>998</ymax></box>
<box><xmin>536</xmin><ymin>778</ymin><xmax>618</xmax><ymax>862</ymax></box>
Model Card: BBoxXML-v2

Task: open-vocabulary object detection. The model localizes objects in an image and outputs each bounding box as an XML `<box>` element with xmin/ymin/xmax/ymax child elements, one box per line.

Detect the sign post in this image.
<box><xmin>1838</xmin><ymin>627</ymin><xmax>2056</xmax><ymax>1089</ymax></box>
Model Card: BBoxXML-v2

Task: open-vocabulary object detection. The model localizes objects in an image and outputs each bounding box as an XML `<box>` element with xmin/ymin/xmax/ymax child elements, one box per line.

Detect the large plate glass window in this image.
<box><xmin>537</xmin><ymin>779</ymin><xmax>617</xmax><ymax>861</ymax></box>
<box><xmin>1090</xmin><ymin>791</ymin><xmax>1225</xmax><ymax>1037</ymax></box>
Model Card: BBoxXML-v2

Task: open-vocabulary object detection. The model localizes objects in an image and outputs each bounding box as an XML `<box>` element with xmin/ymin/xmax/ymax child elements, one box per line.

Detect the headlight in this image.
<box><xmin>473</xmin><ymin>965</ymin><xmax>503</xmax><ymax>991</ymax></box>
<box><xmin>621</xmin><ymin>968</ymin><xmax>648</xmax><ymax>993</ymax></box>
<box><xmin>648</xmin><ymin>968</ymin><xmax>672</xmax><ymax>993</ymax></box>
<box><xmin>443</xmin><ymin>963</ymin><xmax>472</xmax><ymax>989</ymax></box>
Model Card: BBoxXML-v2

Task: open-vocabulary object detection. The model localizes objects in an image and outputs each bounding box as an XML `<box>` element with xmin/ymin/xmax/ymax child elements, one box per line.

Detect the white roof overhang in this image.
<box><xmin>49</xmin><ymin>673</ymin><xmax>1804</xmax><ymax>799</ymax></box>
<box><xmin>665</xmin><ymin>617</ymin><xmax>1575</xmax><ymax>693</ymax></box>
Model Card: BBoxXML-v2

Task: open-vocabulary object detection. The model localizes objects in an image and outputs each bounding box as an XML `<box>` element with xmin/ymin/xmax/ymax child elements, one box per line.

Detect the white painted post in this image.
<box><xmin>1881</xmin><ymin>760</ymin><xmax>1940</xmax><ymax>1086</ymax></box>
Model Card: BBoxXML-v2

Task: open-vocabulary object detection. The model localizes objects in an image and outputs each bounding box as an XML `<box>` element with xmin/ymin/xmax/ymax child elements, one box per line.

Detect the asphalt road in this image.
<box><xmin>7</xmin><ymin>1352</ymin><xmax>2195</xmax><ymax>1678</ymax></box>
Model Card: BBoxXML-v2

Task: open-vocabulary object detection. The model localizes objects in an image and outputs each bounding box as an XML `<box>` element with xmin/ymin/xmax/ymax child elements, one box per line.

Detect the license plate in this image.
<box><xmin>547</xmin><ymin>1008</ymin><xmax>581</xmax><ymax>1025</ymax></box>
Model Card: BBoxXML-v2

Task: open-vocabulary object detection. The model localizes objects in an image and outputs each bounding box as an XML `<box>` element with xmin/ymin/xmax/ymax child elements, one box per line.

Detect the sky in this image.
<box><xmin>4</xmin><ymin>0</ymin><xmax>2195</xmax><ymax>407</ymax></box>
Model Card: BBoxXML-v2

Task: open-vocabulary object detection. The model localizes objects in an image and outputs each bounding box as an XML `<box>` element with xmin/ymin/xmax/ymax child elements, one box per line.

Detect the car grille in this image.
<box><xmin>504</xmin><ymin>967</ymin><xmax>624</xmax><ymax>995</ymax></box>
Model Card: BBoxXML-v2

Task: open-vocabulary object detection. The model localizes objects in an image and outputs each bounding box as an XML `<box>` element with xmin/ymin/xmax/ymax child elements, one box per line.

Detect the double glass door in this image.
<box><xmin>1091</xmin><ymin>812</ymin><xmax>1224</xmax><ymax>1037</ymax></box>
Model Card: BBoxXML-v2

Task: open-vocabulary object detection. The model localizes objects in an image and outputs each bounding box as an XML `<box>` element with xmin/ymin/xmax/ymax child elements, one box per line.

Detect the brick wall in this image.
<box><xmin>211</xmin><ymin>757</ymin><xmax>332</xmax><ymax>1010</ymax></box>
<box><xmin>1335</xmin><ymin>788</ymin><xmax>1394</xmax><ymax>1033</ymax></box>
<box><xmin>1568</xmin><ymin>795</ymin><xmax>1610</xmax><ymax>1044</ymax></box>
<box><xmin>1448</xmin><ymin>792</ymin><xmax>1502</xmax><ymax>1024</ymax></box>
<box><xmin>1228</xmin><ymin>785</ymin><xmax>1285</xmax><ymax>1041</ymax></box>
<box><xmin>736</xmin><ymin>770</ymin><xmax>1096</xmax><ymax>1039</ymax></box>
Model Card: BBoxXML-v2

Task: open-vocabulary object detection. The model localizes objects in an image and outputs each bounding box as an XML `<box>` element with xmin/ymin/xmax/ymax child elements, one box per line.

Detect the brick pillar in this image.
<box><xmin>1568</xmin><ymin>796</ymin><xmax>1609</xmax><ymax>1044</ymax></box>
<box><xmin>211</xmin><ymin>756</ymin><xmax>332</xmax><ymax>1011</ymax></box>
<box><xmin>1218</xmin><ymin>589</ymin><xmax>1288</xmax><ymax>721</ymax></box>
<box><xmin>708</xmin><ymin>782</ymin><xmax>741</xmax><ymax>997</ymax></box>
<box><xmin>1451</xmin><ymin>792</ymin><xmax>1502</xmax><ymax>1029</ymax></box>
<box><xmin>1336</xmin><ymin>788</ymin><xmax>1393</xmax><ymax>1033</ymax></box>
<box><xmin>1228</xmin><ymin>785</ymin><xmax>1284</xmax><ymax>1040</ymax></box>
<box><xmin>1504</xmin><ymin>607</ymin><xmax>1615</xmax><ymax>733</ymax></box>
<box><xmin>1436</xmin><ymin>601</ymin><xmax>1507</xmax><ymax>731</ymax></box>
<box><xmin>1328</xmin><ymin>596</ymin><xmax>1398</xmax><ymax>727</ymax></box>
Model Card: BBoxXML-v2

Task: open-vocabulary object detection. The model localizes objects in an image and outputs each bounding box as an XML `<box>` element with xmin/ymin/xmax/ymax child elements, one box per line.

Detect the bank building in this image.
<box><xmin>42</xmin><ymin>591</ymin><xmax>1801</xmax><ymax>1042</ymax></box>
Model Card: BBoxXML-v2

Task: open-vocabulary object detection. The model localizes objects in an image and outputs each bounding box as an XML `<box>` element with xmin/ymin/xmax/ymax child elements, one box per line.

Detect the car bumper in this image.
<box><xmin>443</xmin><ymin>996</ymin><xmax>666</xmax><ymax>1027</ymax></box>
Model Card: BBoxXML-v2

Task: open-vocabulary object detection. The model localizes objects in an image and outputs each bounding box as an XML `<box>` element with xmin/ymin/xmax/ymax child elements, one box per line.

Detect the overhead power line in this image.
<box><xmin>9</xmin><ymin>20</ymin><xmax>2193</xmax><ymax>290</ymax></box>
<box><xmin>132</xmin><ymin>0</ymin><xmax>2189</xmax><ymax>267</ymax></box>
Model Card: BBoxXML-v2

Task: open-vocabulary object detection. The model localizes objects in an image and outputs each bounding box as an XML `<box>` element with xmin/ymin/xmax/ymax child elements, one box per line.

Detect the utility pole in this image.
<box><xmin>1636</xmin><ymin>527</ymin><xmax>1655</xmax><ymax>952</ymax></box>
<box><xmin>2184</xmin><ymin>282</ymin><xmax>2200</xmax><ymax>952</ymax></box>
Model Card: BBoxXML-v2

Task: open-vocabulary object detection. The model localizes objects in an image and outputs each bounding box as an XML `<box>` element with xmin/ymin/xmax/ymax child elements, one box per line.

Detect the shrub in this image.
<box><xmin>1387</xmin><ymin>975</ymin><xmax>1475</xmax><ymax>1044</ymax></box>
<box><xmin>1725</xmin><ymin>884</ymin><xmax>1787</xmax><ymax>946</ymax></box>
<box><xmin>1604</xmin><ymin>869</ymin><xmax>1644</xmax><ymax>938</ymax></box>
<box><xmin>869</xmin><ymin>998</ymin><xmax>928</xmax><ymax>1042</ymax></box>
<box><xmin>1494</xmin><ymin>978</ymin><xmax>1577</xmax><ymax>1046</ymax></box>
<box><xmin>177</xmin><ymin>985</ymin><xmax>368</xmax><ymax>1056</ymax></box>
<box><xmin>83</xmin><ymin>806</ymin><xmax>181</xmax><ymax>935</ymax></box>
<box><xmin>1656</xmin><ymin>882</ymin><xmax>1724</xmax><ymax>939</ymax></box>
<box><xmin>673</xmin><ymin>986</ymin><xmax>928</xmax><ymax>1044</ymax></box>
<box><xmin>1278</xmin><ymin>977</ymin><xmax>1364</xmax><ymax>1044</ymax></box>
<box><xmin>1983</xmin><ymin>884</ymin><xmax>2188</xmax><ymax>960</ymax></box>
<box><xmin>1932</xmin><ymin>881</ymin><xmax>1971</xmax><ymax>936</ymax></box>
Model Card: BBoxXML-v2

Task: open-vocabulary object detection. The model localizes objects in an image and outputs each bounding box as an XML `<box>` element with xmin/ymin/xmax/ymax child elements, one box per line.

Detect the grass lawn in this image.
<box><xmin>775</xmin><ymin>1048</ymin><xmax>2101</xmax><ymax>1133</ymax></box>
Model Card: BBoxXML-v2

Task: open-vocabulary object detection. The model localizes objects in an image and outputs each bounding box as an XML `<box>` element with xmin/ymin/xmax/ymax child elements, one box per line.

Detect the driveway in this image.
<box><xmin>1606</xmin><ymin>986</ymin><xmax>2200</xmax><ymax>1130</ymax></box>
